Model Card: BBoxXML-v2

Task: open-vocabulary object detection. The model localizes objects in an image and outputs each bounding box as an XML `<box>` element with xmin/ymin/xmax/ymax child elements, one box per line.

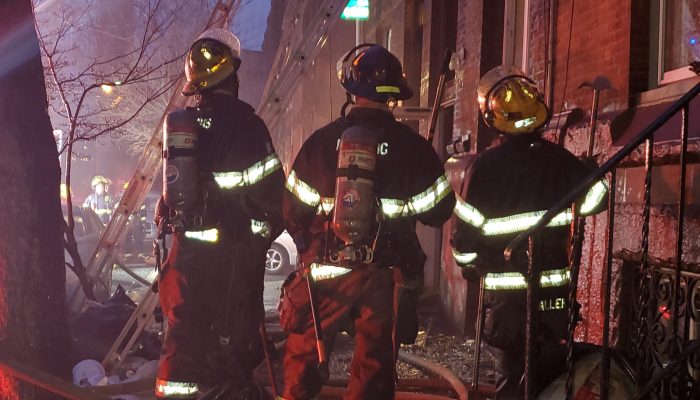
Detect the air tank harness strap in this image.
<box><xmin>162</xmin><ymin>146</ymin><xmax>197</xmax><ymax>160</ymax></box>
<box><xmin>169</xmin><ymin>213</ymin><xmax>217</xmax><ymax>233</ymax></box>
<box><xmin>153</xmin><ymin>217</ymin><xmax>172</xmax><ymax>290</ymax></box>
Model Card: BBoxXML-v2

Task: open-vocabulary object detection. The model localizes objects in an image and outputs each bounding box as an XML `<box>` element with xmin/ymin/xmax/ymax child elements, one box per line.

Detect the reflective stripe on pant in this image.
<box><xmin>281</xmin><ymin>266</ymin><xmax>396</xmax><ymax>400</ymax></box>
<box><xmin>156</xmin><ymin>232</ymin><xmax>266</xmax><ymax>397</ymax></box>
<box><xmin>155</xmin><ymin>378</ymin><xmax>199</xmax><ymax>399</ymax></box>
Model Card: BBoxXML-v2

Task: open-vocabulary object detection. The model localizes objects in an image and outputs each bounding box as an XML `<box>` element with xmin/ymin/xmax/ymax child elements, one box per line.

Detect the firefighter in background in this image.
<box><xmin>154</xmin><ymin>28</ymin><xmax>284</xmax><ymax>400</ymax></box>
<box><xmin>82</xmin><ymin>175</ymin><xmax>114</xmax><ymax>224</ymax></box>
<box><xmin>450</xmin><ymin>66</ymin><xmax>608</xmax><ymax>398</ymax></box>
<box><xmin>117</xmin><ymin>182</ymin><xmax>148</xmax><ymax>259</ymax></box>
<box><xmin>281</xmin><ymin>44</ymin><xmax>455</xmax><ymax>400</ymax></box>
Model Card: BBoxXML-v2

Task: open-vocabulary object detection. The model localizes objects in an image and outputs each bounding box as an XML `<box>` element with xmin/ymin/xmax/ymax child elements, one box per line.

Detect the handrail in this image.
<box><xmin>0</xmin><ymin>357</ymin><xmax>113</xmax><ymax>400</ymax></box>
<box><xmin>504</xmin><ymin>81</ymin><xmax>700</xmax><ymax>263</ymax></box>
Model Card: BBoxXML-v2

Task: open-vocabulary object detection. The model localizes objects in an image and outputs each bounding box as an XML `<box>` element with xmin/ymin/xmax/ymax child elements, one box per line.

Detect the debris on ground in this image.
<box><xmin>72</xmin><ymin>357</ymin><xmax>158</xmax><ymax>388</ymax></box>
<box><xmin>322</xmin><ymin>293</ymin><xmax>501</xmax><ymax>390</ymax></box>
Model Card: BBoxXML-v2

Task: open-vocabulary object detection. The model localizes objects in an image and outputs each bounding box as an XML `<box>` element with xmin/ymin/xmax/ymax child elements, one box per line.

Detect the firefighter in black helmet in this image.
<box><xmin>279</xmin><ymin>44</ymin><xmax>455</xmax><ymax>400</ymax></box>
<box><xmin>450</xmin><ymin>66</ymin><xmax>608</xmax><ymax>398</ymax></box>
<box><xmin>154</xmin><ymin>28</ymin><xmax>284</xmax><ymax>400</ymax></box>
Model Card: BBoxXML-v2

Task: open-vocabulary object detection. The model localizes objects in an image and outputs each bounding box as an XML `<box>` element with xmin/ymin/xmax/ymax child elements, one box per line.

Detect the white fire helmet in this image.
<box><xmin>183</xmin><ymin>28</ymin><xmax>242</xmax><ymax>96</ymax></box>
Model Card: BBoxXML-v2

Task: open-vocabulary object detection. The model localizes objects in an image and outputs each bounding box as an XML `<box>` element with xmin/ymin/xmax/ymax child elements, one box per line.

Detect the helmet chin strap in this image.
<box><xmin>340</xmin><ymin>92</ymin><xmax>354</xmax><ymax>117</ymax></box>
<box><xmin>203</xmin><ymin>73</ymin><xmax>240</xmax><ymax>99</ymax></box>
<box><xmin>341</xmin><ymin>92</ymin><xmax>394</xmax><ymax>117</ymax></box>
<box><xmin>354</xmin><ymin>96</ymin><xmax>390</xmax><ymax>110</ymax></box>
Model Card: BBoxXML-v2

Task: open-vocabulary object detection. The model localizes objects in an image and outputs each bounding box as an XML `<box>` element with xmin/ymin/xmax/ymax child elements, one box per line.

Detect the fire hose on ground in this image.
<box><xmin>265</xmin><ymin>339</ymin><xmax>488</xmax><ymax>399</ymax></box>
<box><xmin>305</xmin><ymin>348</ymin><xmax>495</xmax><ymax>400</ymax></box>
<box><xmin>397</xmin><ymin>350</ymin><xmax>473</xmax><ymax>400</ymax></box>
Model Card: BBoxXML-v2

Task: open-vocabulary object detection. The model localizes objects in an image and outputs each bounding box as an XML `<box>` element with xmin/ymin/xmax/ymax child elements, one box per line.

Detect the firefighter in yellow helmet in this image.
<box><xmin>450</xmin><ymin>66</ymin><xmax>608</xmax><ymax>398</ymax></box>
<box><xmin>476</xmin><ymin>66</ymin><xmax>550</xmax><ymax>135</ymax></box>
<box><xmin>82</xmin><ymin>175</ymin><xmax>114</xmax><ymax>224</ymax></box>
<box><xmin>154</xmin><ymin>28</ymin><xmax>284</xmax><ymax>400</ymax></box>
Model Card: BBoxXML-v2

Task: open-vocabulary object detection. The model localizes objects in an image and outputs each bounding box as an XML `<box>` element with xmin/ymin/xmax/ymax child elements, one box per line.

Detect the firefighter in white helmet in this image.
<box><xmin>82</xmin><ymin>175</ymin><xmax>114</xmax><ymax>224</ymax></box>
<box><xmin>450</xmin><ymin>65</ymin><xmax>608</xmax><ymax>398</ymax></box>
<box><xmin>154</xmin><ymin>28</ymin><xmax>284</xmax><ymax>400</ymax></box>
<box><xmin>279</xmin><ymin>44</ymin><xmax>455</xmax><ymax>399</ymax></box>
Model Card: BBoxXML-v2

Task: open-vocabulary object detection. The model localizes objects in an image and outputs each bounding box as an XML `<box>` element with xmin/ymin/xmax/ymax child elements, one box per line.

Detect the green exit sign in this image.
<box><xmin>341</xmin><ymin>0</ymin><xmax>369</xmax><ymax>20</ymax></box>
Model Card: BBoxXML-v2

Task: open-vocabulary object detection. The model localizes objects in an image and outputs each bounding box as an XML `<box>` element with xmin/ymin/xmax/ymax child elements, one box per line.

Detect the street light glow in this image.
<box><xmin>101</xmin><ymin>84</ymin><xmax>114</xmax><ymax>94</ymax></box>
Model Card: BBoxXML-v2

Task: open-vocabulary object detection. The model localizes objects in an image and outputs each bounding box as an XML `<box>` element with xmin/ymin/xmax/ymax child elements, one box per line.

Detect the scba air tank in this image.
<box><xmin>332</xmin><ymin>126</ymin><xmax>378</xmax><ymax>245</ymax></box>
<box><xmin>163</xmin><ymin>109</ymin><xmax>200</xmax><ymax>212</ymax></box>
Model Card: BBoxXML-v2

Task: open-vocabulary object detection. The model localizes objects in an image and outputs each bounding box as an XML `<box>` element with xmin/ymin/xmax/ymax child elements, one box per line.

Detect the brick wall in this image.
<box><xmin>440</xmin><ymin>0</ymin><xmax>487</xmax><ymax>334</ymax></box>
<box><xmin>530</xmin><ymin>0</ymin><xmax>633</xmax><ymax>116</ymax></box>
<box><xmin>528</xmin><ymin>0</ymin><xmax>547</xmax><ymax>85</ymax></box>
<box><xmin>527</xmin><ymin>0</ymin><xmax>636</xmax><ymax>345</ymax></box>
<box><xmin>452</xmin><ymin>0</ymin><xmax>484</xmax><ymax>150</ymax></box>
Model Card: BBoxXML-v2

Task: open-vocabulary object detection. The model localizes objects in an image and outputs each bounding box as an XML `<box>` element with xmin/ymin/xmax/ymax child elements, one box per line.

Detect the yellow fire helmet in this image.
<box><xmin>477</xmin><ymin>65</ymin><xmax>550</xmax><ymax>135</ymax></box>
<box><xmin>91</xmin><ymin>175</ymin><xmax>110</xmax><ymax>188</ymax></box>
<box><xmin>183</xmin><ymin>28</ymin><xmax>242</xmax><ymax>96</ymax></box>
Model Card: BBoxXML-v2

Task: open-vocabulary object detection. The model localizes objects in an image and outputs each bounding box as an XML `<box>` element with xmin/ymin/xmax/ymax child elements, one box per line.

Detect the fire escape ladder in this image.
<box><xmin>504</xmin><ymin>81</ymin><xmax>700</xmax><ymax>400</ymax></box>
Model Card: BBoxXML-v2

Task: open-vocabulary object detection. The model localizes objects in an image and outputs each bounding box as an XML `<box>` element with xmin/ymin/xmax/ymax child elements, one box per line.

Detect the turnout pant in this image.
<box><xmin>482</xmin><ymin>286</ymin><xmax>569</xmax><ymax>399</ymax></box>
<box><xmin>155</xmin><ymin>232</ymin><xmax>266</xmax><ymax>399</ymax></box>
<box><xmin>280</xmin><ymin>266</ymin><xmax>396</xmax><ymax>400</ymax></box>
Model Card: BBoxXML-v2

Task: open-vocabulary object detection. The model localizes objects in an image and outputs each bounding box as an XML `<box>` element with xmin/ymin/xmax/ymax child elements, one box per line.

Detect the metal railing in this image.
<box><xmin>504</xmin><ymin>81</ymin><xmax>700</xmax><ymax>399</ymax></box>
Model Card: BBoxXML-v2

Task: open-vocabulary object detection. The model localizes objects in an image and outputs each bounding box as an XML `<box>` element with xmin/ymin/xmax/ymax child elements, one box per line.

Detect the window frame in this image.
<box><xmin>502</xmin><ymin>0</ymin><xmax>530</xmax><ymax>72</ymax></box>
<box><xmin>656</xmin><ymin>0</ymin><xmax>698</xmax><ymax>85</ymax></box>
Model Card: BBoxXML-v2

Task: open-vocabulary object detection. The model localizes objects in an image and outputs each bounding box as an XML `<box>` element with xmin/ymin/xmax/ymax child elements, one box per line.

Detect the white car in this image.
<box><xmin>266</xmin><ymin>230</ymin><xmax>298</xmax><ymax>275</ymax></box>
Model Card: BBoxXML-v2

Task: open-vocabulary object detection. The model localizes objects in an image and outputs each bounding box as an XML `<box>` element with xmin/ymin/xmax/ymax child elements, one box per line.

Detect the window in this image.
<box><xmin>502</xmin><ymin>0</ymin><xmax>530</xmax><ymax>72</ymax></box>
<box><xmin>655</xmin><ymin>0</ymin><xmax>700</xmax><ymax>85</ymax></box>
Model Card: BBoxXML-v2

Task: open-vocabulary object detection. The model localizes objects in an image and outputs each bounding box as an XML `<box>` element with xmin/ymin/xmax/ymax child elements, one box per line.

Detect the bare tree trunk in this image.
<box><xmin>0</xmin><ymin>1</ymin><xmax>69</xmax><ymax>398</ymax></box>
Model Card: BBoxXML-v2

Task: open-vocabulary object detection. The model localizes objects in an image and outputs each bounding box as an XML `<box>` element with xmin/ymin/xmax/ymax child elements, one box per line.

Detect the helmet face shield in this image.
<box><xmin>478</xmin><ymin>66</ymin><xmax>550</xmax><ymax>135</ymax></box>
<box><xmin>336</xmin><ymin>43</ymin><xmax>374</xmax><ymax>83</ymax></box>
<box><xmin>183</xmin><ymin>39</ymin><xmax>239</xmax><ymax>96</ymax></box>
